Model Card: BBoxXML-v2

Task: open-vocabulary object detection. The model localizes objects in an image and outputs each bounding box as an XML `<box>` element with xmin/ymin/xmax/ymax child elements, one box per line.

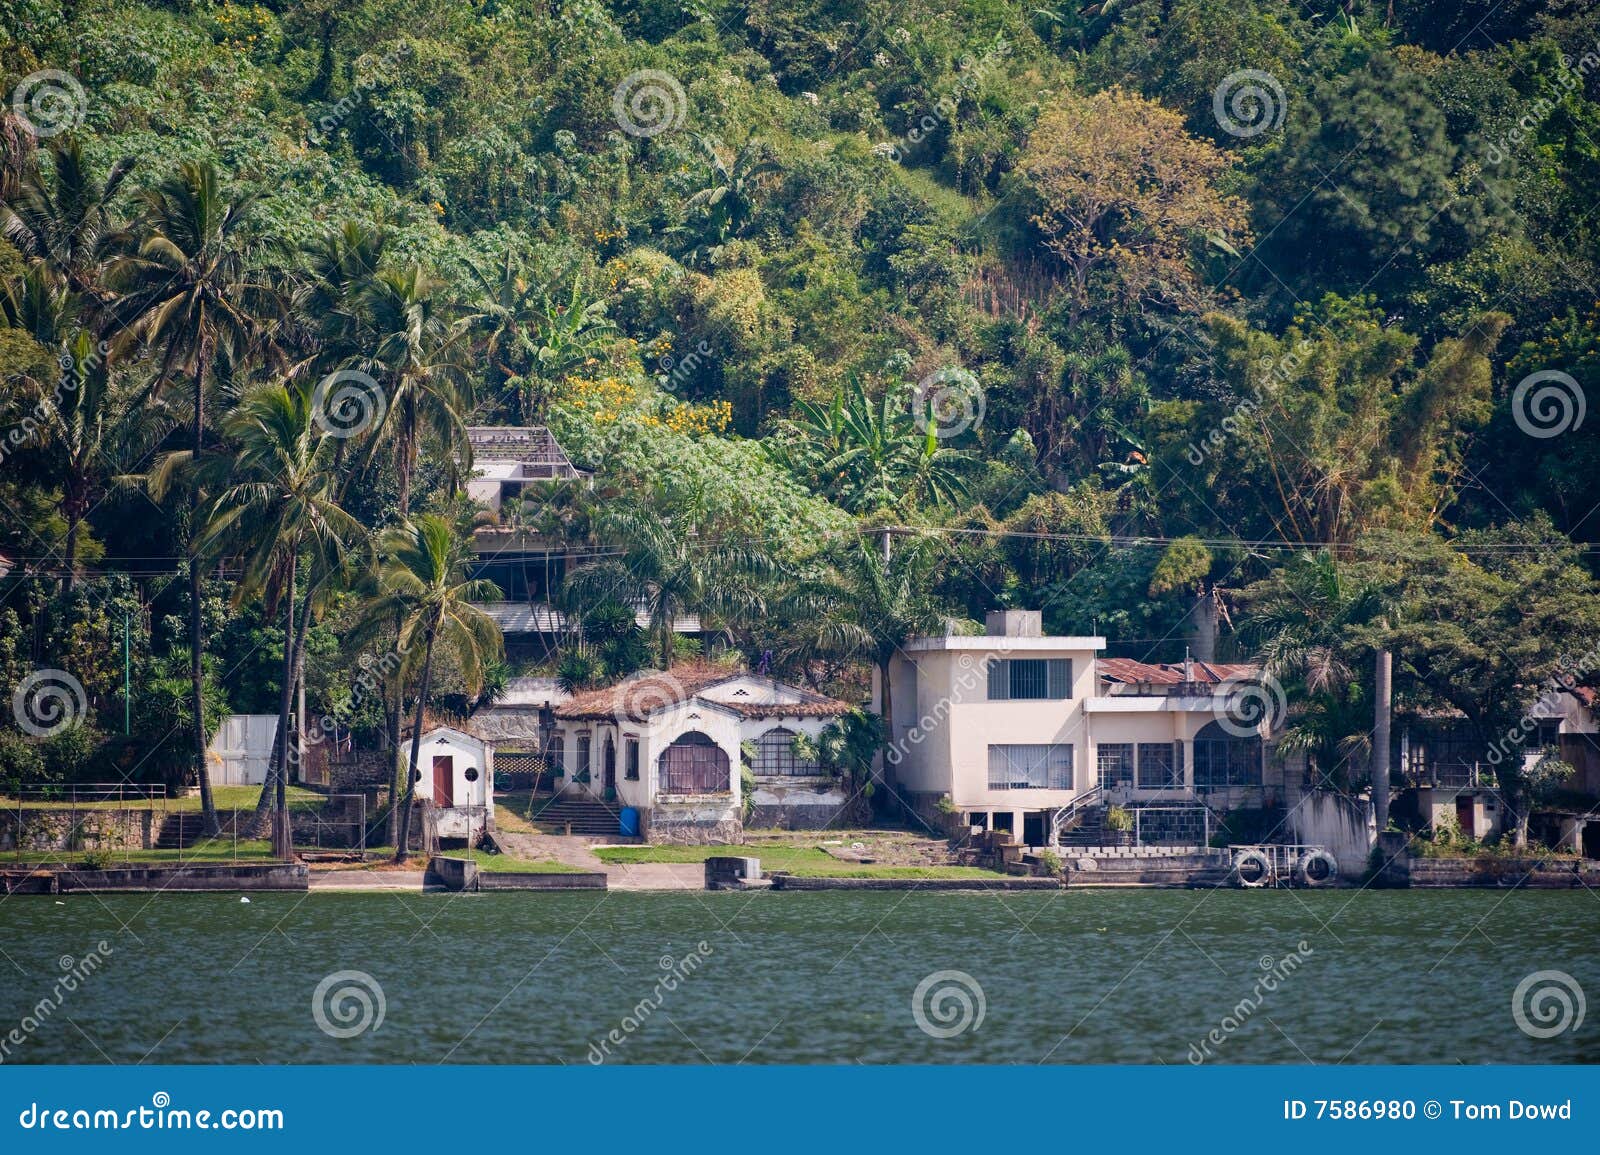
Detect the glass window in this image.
<box><xmin>625</xmin><ymin>738</ymin><xmax>640</xmax><ymax>780</ymax></box>
<box><xmin>575</xmin><ymin>734</ymin><xmax>592</xmax><ymax>783</ymax></box>
<box><xmin>544</xmin><ymin>734</ymin><xmax>564</xmax><ymax>777</ymax></box>
<box><xmin>1097</xmin><ymin>743</ymin><xmax>1134</xmax><ymax>789</ymax></box>
<box><xmin>1136</xmin><ymin>742</ymin><xmax>1183</xmax><ymax>788</ymax></box>
<box><xmin>751</xmin><ymin>727</ymin><xmax>820</xmax><ymax>776</ymax></box>
<box><xmin>987</xmin><ymin>744</ymin><xmax>1073</xmax><ymax>790</ymax></box>
<box><xmin>986</xmin><ymin>658</ymin><xmax>1072</xmax><ymax>700</ymax></box>
<box><xmin>1193</xmin><ymin>722</ymin><xmax>1261</xmax><ymax>789</ymax></box>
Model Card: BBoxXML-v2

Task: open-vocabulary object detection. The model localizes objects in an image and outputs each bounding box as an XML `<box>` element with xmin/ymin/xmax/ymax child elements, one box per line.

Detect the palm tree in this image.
<box><xmin>779</xmin><ymin>537</ymin><xmax>946</xmax><ymax>795</ymax></box>
<box><xmin>197</xmin><ymin>383</ymin><xmax>363</xmax><ymax>856</ymax></box>
<box><xmin>565</xmin><ymin>503</ymin><xmax>776</xmax><ymax>667</ymax></box>
<box><xmin>769</xmin><ymin>379</ymin><xmax>973</xmax><ymax>513</ymax></box>
<box><xmin>28</xmin><ymin>327</ymin><xmax>174</xmax><ymax>590</ymax></box>
<box><xmin>682</xmin><ymin>135</ymin><xmax>777</xmax><ymax>263</ymax></box>
<box><xmin>352</xmin><ymin>262</ymin><xmax>471</xmax><ymax>515</ymax></box>
<box><xmin>0</xmin><ymin>134</ymin><xmax>132</xmax><ymax>301</ymax></box>
<box><xmin>363</xmin><ymin>514</ymin><xmax>501</xmax><ymax>863</ymax></box>
<box><xmin>109</xmin><ymin>159</ymin><xmax>279</xmax><ymax>836</ymax></box>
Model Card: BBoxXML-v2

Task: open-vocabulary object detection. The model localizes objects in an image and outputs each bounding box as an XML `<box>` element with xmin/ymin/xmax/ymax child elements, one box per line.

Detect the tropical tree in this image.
<box><xmin>363</xmin><ymin>514</ymin><xmax>502</xmax><ymax>863</ymax></box>
<box><xmin>109</xmin><ymin>159</ymin><xmax>279</xmax><ymax>835</ymax></box>
<box><xmin>778</xmin><ymin>536</ymin><xmax>946</xmax><ymax>798</ymax></box>
<box><xmin>681</xmin><ymin>135</ymin><xmax>777</xmax><ymax>263</ymax></box>
<box><xmin>768</xmin><ymin>378</ymin><xmax>974</xmax><ymax>514</ymax></box>
<box><xmin>565</xmin><ymin>501</ymin><xmax>776</xmax><ymax>667</ymax></box>
<box><xmin>0</xmin><ymin>134</ymin><xmax>132</xmax><ymax>300</ymax></box>
<box><xmin>352</xmin><ymin>262</ymin><xmax>471</xmax><ymax>515</ymax></box>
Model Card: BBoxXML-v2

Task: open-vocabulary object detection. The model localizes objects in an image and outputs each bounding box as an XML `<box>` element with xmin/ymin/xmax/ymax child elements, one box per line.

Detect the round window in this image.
<box><xmin>464</xmin><ymin>767</ymin><xmax>480</xmax><ymax>783</ymax></box>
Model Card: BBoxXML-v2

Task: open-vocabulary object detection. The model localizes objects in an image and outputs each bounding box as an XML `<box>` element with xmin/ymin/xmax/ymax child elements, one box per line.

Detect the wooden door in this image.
<box><xmin>1455</xmin><ymin>795</ymin><xmax>1474</xmax><ymax>838</ymax></box>
<box><xmin>433</xmin><ymin>755</ymin><xmax>454</xmax><ymax>809</ymax></box>
<box><xmin>603</xmin><ymin>740</ymin><xmax>617</xmax><ymax>791</ymax></box>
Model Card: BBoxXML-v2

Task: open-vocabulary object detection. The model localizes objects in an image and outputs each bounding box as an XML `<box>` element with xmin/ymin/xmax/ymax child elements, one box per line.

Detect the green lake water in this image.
<box><xmin>1</xmin><ymin>889</ymin><xmax>1595</xmax><ymax>1064</ymax></box>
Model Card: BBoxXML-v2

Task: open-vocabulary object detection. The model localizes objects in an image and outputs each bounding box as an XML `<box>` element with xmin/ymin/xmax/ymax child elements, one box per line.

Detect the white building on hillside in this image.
<box><xmin>881</xmin><ymin>610</ymin><xmax>1287</xmax><ymax>847</ymax></box>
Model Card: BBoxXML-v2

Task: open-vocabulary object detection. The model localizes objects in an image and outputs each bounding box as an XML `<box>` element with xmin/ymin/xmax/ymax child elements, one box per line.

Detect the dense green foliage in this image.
<box><xmin>4</xmin><ymin>0</ymin><xmax>1600</xmax><ymax>830</ymax></box>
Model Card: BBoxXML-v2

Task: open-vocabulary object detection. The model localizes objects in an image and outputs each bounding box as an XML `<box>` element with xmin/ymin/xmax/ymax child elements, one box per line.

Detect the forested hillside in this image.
<box><xmin>3</xmin><ymin>0</ymin><xmax>1600</xmax><ymax>816</ymax></box>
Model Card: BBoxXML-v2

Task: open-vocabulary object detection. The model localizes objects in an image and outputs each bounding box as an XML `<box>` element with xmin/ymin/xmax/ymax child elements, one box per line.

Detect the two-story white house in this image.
<box><xmin>881</xmin><ymin>610</ymin><xmax>1284</xmax><ymax>847</ymax></box>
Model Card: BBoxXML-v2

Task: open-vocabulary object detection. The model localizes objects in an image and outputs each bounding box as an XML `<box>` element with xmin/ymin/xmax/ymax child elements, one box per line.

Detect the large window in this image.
<box><xmin>1193</xmin><ymin>722</ymin><xmax>1262</xmax><ymax>789</ymax></box>
<box><xmin>1097</xmin><ymin>743</ymin><xmax>1134</xmax><ymax>790</ymax></box>
<box><xmin>625</xmin><ymin>738</ymin><xmax>640</xmax><ymax>781</ymax></box>
<box><xmin>544</xmin><ymin>734</ymin><xmax>564</xmax><ymax>777</ymax></box>
<box><xmin>987</xmin><ymin>744</ymin><xmax>1073</xmax><ymax>790</ymax></box>
<box><xmin>751</xmin><ymin>727</ymin><xmax>820</xmax><ymax>776</ymax></box>
<box><xmin>1137</xmin><ymin>742</ymin><xmax>1183</xmax><ymax>789</ymax></box>
<box><xmin>659</xmin><ymin>732</ymin><xmax>730</xmax><ymax>794</ymax></box>
<box><xmin>986</xmin><ymin>658</ymin><xmax>1072</xmax><ymax>701</ymax></box>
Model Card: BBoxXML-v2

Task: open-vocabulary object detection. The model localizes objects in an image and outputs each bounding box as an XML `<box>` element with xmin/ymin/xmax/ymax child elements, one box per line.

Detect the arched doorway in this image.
<box><xmin>658</xmin><ymin>731</ymin><xmax>730</xmax><ymax>794</ymax></box>
<box><xmin>603</xmin><ymin>738</ymin><xmax>617</xmax><ymax>794</ymax></box>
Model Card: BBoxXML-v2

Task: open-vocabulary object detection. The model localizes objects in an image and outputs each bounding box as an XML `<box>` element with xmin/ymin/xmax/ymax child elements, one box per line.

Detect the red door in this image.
<box><xmin>433</xmin><ymin>755</ymin><xmax>454</xmax><ymax>808</ymax></box>
<box><xmin>1455</xmin><ymin>796</ymin><xmax>1474</xmax><ymax>838</ymax></box>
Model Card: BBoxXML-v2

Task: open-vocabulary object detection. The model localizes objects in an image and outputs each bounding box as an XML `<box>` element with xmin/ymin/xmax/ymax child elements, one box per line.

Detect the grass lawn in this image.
<box><xmin>0</xmin><ymin>785</ymin><xmax>325</xmax><ymax>813</ymax></box>
<box><xmin>592</xmin><ymin>843</ymin><xmax>1000</xmax><ymax>879</ymax></box>
<box><xmin>439</xmin><ymin>848</ymin><xmax>588</xmax><ymax>874</ymax></box>
<box><xmin>0</xmin><ymin>839</ymin><xmax>280</xmax><ymax>867</ymax></box>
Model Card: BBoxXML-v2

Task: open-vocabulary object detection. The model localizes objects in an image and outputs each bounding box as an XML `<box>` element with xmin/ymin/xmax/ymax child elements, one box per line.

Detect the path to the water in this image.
<box><xmin>494</xmin><ymin>832</ymin><xmax>704</xmax><ymax>890</ymax></box>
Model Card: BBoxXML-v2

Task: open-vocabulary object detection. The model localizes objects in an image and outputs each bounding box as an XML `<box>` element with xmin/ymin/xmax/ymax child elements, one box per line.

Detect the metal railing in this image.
<box><xmin>1049</xmin><ymin>785</ymin><xmax>1102</xmax><ymax>847</ymax></box>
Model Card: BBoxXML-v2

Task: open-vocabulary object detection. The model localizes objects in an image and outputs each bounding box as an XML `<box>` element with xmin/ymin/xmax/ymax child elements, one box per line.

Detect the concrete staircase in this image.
<box><xmin>524</xmin><ymin>794</ymin><xmax>623</xmax><ymax>837</ymax></box>
<box><xmin>1056</xmin><ymin>805</ymin><xmax>1112</xmax><ymax>848</ymax></box>
<box><xmin>155</xmin><ymin>813</ymin><xmax>210</xmax><ymax>849</ymax></box>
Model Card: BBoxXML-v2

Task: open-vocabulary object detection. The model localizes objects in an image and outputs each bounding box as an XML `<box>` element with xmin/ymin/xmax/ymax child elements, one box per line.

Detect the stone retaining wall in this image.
<box><xmin>0</xmin><ymin>809</ymin><xmax>153</xmax><ymax>852</ymax></box>
<box><xmin>771</xmin><ymin>875</ymin><xmax>1060</xmax><ymax>890</ymax></box>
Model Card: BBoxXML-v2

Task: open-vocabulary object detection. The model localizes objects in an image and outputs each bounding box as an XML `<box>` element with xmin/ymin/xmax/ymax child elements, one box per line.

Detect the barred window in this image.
<box><xmin>575</xmin><ymin>734</ymin><xmax>592</xmax><ymax>783</ymax></box>
<box><xmin>1193</xmin><ymin>721</ymin><xmax>1262</xmax><ymax>789</ymax></box>
<box><xmin>986</xmin><ymin>658</ymin><xmax>1071</xmax><ymax>700</ymax></box>
<box><xmin>1097</xmin><ymin>743</ymin><xmax>1134</xmax><ymax>790</ymax></box>
<box><xmin>1137</xmin><ymin>742</ymin><xmax>1183</xmax><ymax>788</ymax></box>
<box><xmin>751</xmin><ymin>727</ymin><xmax>820</xmax><ymax>776</ymax></box>
<box><xmin>625</xmin><ymin>738</ymin><xmax>640</xmax><ymax>781</ymax></box>
<box><xmin>987</xmin><ymin>744</ymin><xmax>1073</xmax><ymax>790</ymax></box>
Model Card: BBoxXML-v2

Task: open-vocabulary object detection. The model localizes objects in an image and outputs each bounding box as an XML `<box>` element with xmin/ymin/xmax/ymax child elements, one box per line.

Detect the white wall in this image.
<box><xmin>414</xmin><ymin>729</ymin><xmax>492</xmax><ymax>809</ymax></box>
<box><xmin>207</xmin><ymin>715</ymin><xmax>278</xmax><ymax>785</ymax></box>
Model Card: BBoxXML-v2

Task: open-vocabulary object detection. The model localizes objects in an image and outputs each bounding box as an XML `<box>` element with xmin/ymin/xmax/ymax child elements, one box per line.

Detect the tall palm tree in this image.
<box><xmin>565</xmin><ymin>503</ymin><xmax>775</xmax><ymax>668</ymax></box>
<box><xmin>200</xmin><ymin>383</ymin><xmax>363</xmax><ymax>856</ymax></box>
<box><xmin>362</xmin><ymin>514</ymin><xmax>501</xmax><ymax>863</ymax></box>
<box><xmin>779</xmin><ymin>536</ymin><xmax>946</xmax><ymax>794</ymax></box>
<box><xmin>109</xmin><ymin>159</ymin><xmax>279</xmax><ymax>836</ymax></box>
<box><xmin>352</xmin><ymin>262</ymin><xmax>471</xmax><ymax>515</ymax></box>
<box><xmin>0</xmin><ymin>134</ymin><xmax>133</xmax><ymax>301</ymax></box>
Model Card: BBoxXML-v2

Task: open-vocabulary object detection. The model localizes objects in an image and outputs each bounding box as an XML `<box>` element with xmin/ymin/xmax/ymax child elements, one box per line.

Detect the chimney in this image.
<box><xmin>1183</xmin><ymin>646</ymin><xmax>1194</xmax><ymax>684</ymax></box>
<box><xmin>985</xmin><ymin>610</ymin><xmax>1043</xmax><ymax>638</ymax></box>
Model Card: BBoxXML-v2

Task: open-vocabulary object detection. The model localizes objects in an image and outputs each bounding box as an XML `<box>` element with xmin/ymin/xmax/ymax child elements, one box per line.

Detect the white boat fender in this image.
<box><xmin>1234</xmin><ymin>848</ymin><xmax>1272</xmax><ymax>888</ymax></box>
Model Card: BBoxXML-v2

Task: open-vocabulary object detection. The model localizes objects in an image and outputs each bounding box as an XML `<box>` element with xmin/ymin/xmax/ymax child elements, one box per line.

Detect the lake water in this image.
<box><xmin>1</xmin><ymin>890</ymin><xmax>1595</xmax><ymax>1064</ymax></box>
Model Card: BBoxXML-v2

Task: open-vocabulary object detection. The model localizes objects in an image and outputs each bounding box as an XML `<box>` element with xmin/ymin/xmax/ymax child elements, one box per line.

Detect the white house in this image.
<box><xmin>550</xmin><ymin>664</ymin><xmax>857</xmax><ymax>842</ymax></box>
<box><xmin>881</xmin><ymin>610</ymin><xmax>1287</xmax><ymax>848</ymax></box>
<box><xmin>412</xmin><ymin>726</ymin><xmax>494</xmax><ymax>842</ymax></box>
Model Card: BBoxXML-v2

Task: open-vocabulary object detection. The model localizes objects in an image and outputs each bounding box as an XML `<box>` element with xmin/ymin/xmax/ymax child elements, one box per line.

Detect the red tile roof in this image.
<box><xmin>1097</xmin><ymin>658</ymin><xmax>1261</xmax><ymax>686</ymax></box>
<box><xmin>555</xmin><ymin>663</ymin><xmax>851</xmax><ymax>722</ymax></box>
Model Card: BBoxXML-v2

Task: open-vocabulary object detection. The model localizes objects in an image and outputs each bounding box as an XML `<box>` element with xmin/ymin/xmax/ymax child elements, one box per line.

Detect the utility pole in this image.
<box><xmin>123</xmin><ymin>611</ymin><xmax>131</xmax><ymax>735</ymax></box>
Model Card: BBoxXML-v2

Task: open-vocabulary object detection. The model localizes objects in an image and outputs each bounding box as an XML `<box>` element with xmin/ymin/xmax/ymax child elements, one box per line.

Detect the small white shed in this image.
<box><xmin>413</xmin><ymin>726</ymin><xmax>493</xmax><ymax>809</ymax></box>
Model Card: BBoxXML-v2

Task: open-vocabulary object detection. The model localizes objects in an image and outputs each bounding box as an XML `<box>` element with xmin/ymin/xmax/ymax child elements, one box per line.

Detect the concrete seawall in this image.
<box><xmin>2</xmin><ymin>862</ymin><xmax>308</xmax><ymax>892</ymax></box>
